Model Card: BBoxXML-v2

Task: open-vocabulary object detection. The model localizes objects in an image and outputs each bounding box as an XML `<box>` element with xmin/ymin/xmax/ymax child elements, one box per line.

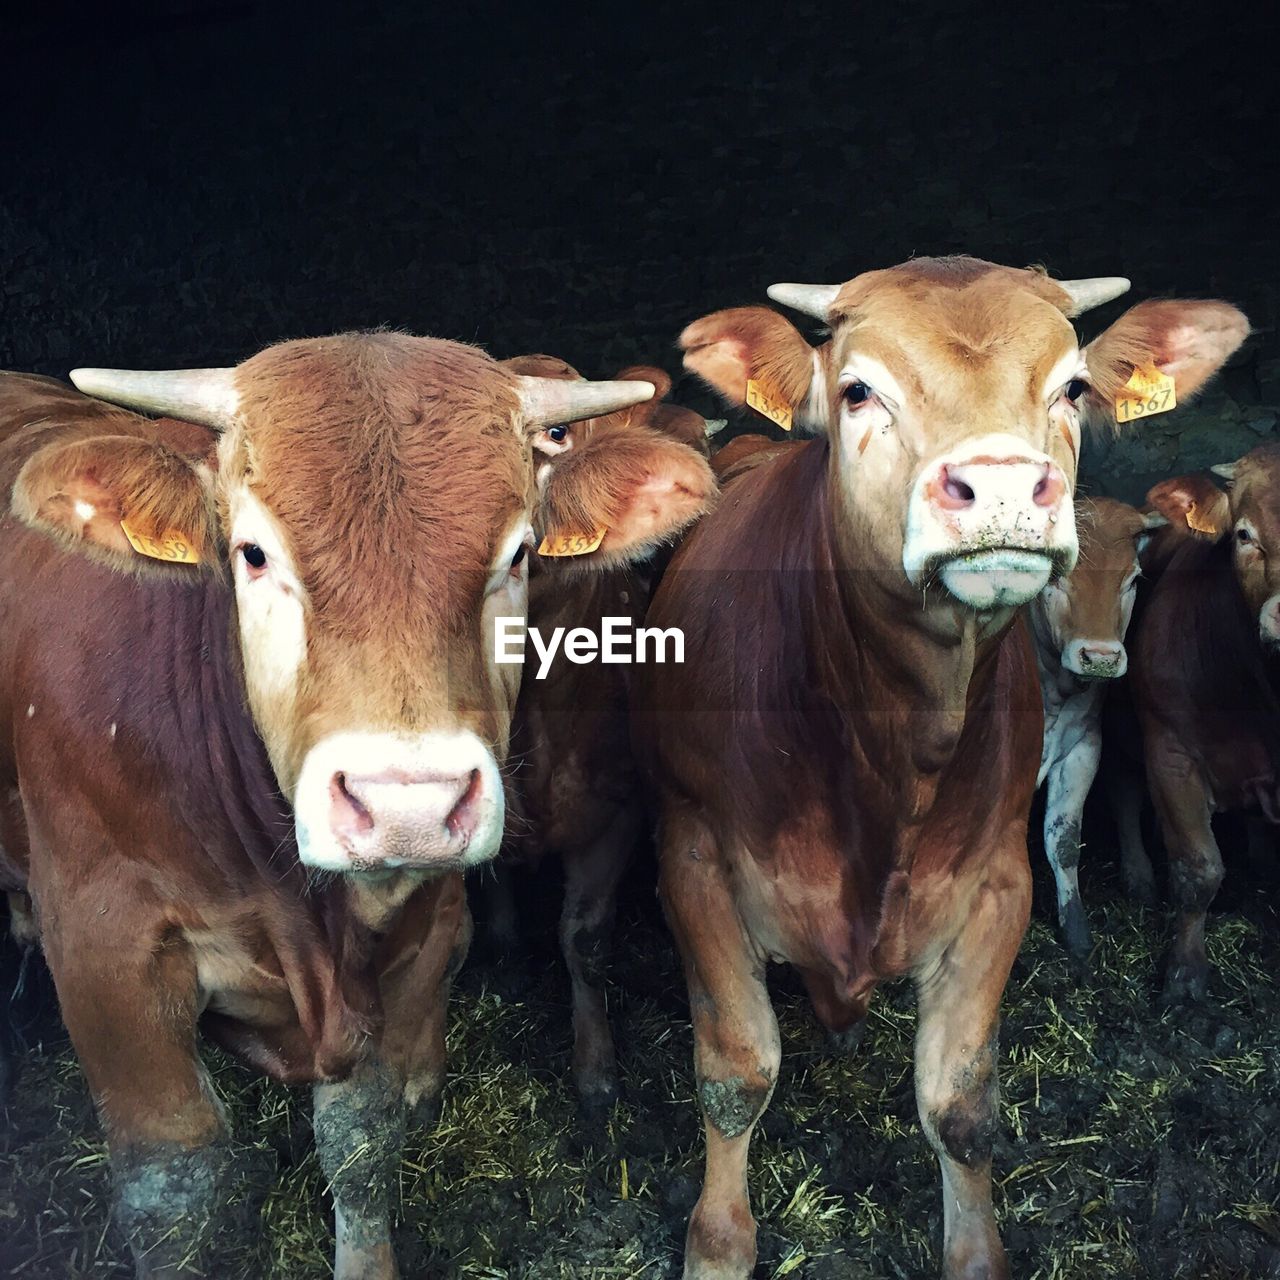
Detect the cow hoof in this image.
<box><xmin>575</xmin><ymin>1084</ymin><xmax>620</xmax><ymax>1146</ymax></box>
<box><xmin>407</xmin><ymin>1093</ymin><xmax>442</xmax><ymax>1134</ymax></box>
<box><xmin>1162</xmin><ymin>960</ymin><xmax>1209</xmax><ymax>1004</ymax></box>
<box><xmin>826</xmin><ymin>1020</ymin><xmax>867</xmax><ymax>1055</ymax></box>
<box><xmin>1123</xmin><ymin>865</ymin><xmax>1159</xmax><ymax>909</ymax></box>
<box><xmin>1059</xmin><ymin>902</ymin><xmax>1093</xmax><ymax>963</ymax></box>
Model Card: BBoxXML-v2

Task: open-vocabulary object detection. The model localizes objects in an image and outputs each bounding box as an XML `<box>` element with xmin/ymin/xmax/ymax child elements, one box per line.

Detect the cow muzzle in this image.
<box><xmin>1260</xmin><ymin>595</ymin><xmax>1280</xmax><ymax>650</ymax></box>
<box><xmin>1062</xmin><ymin>638</ymin><xmax>1128</xmax><ymax>680</ymax></box>
<box><xmin>293</xmin><ymin>730</ymin><xmax>504</xmax><ymax>873</ymax></box>
<box><xmin>903</xmin><ymin>434</ymin><xmax>1077</xmax><ymax>609</ymax></box>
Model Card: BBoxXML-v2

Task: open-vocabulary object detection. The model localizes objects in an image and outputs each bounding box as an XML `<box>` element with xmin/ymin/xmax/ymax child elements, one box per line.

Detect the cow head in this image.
<box><xmin>1147</xmin><ymin>446</ymin><xmax>1280</xmax><ymax>650</ymax></box>
<box><xmin>1035</xmin><ymin>498</ymin><xmax>1165</xmax><ymax>680</ymax></box>
<box><xmin>681</xmin><ymin>256</ymin><xmax>1249</xmax><ymax>614</ymax></box>
<box><xmin>14</xmin><ymin>334</ymin><xmax>714</xmax><ymax>873</ymax></box>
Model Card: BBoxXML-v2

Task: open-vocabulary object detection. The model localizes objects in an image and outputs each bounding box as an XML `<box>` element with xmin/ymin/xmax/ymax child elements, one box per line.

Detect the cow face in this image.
<box><xmin>681</xmin><ymin>257</ymin><xmax>1248</xmax><ymax>615</ymax></box>
<box><xmin>1035</xmin><ymin>498</ymin><xmax>1164</xmax><ymax>680</ymax></box>
<box><xmin>1148</xmin><ymin>446</ymin><xmax>1280</xmax><ymax>650</ymax></box>
<box><xmin>18</xmin><ymin>334</ymin><xmax>714</xmax><ymax>874</ymax></box>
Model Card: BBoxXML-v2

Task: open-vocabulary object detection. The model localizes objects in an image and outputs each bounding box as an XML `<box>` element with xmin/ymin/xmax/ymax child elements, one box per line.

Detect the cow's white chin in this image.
<box><xmin>938</xmin><ymin>550</ymin><xmax>1054</xmax><ymax>610</ymax></box>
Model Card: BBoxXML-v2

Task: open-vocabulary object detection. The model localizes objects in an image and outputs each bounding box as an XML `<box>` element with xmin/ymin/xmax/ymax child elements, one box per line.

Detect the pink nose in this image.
<box><xmin>929</xmin><ymin>458</ymin><xmax>1067</xmax><ymax>513</ymax></box>
<box><xmin>1077</xmin><ymin>641</ymin><xmax>1125</xmax><ymax>668</ymax></box>
<box><xmin>329</xmin><ymin>767</ymin><xmax>484</xmax><ymax>860</ymax></box>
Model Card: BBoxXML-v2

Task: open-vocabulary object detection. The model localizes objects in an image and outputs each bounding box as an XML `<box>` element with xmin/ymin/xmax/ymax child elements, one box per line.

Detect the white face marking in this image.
<box><xmin>228</xmin><ymin>485</ymin><xmax>308</xmax><ymax>727</ymax></box>
<box><xmin>482</xmin><ymin>518</ymin><xmax>533</xmax><ymax>745</ymax></box>
<box><xmin>73</xmin><ymin>500</ymin><xmax>97</xmax><ymax>522</ymax></box>
<box><xmin>1042</xmin><ymin>349</ymin><xmax>1085</xmax><ymax>403</ymax></box>
<box><xmin>838</xmin><ymin>356</ymin><xmax>907</xmax><ymax>412</ymax></box>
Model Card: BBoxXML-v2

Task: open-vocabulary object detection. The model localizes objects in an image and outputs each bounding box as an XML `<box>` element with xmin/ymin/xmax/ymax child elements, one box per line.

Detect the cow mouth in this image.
<box><xmin>933</xmin><ymin>548</ymin><xmax>1060</xmax><ymax>610</ymax></box>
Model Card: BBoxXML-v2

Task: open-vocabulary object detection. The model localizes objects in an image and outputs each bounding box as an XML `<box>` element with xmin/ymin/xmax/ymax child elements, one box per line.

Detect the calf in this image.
<box><xmin>0</xmin><ymin>340</ymin><xmax>713</xmax><ymax>1279</ymax></box>
<box><xmin>631</xmin><ymin>258</ymin><xmax>1247</xmax><ymax>1279</ymax></box>
<box><xmin>493</xmin><ymin>356</ymin><xmax>718</xmax><ymax>1124</ymax></box>
<box><xmin>1132</xmin><ymin>450</ymin><xmax>1280</xmax><ymax>1000</ymax></box>
<box><xmin>1030</xmin><ymin>497</ymin><xmax>1165</xmax><ymax>956</ymax></box>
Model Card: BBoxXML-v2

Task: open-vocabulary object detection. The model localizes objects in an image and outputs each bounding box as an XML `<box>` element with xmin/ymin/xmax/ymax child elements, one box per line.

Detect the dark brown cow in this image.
<box><xmin>1030</xmin><ymin>497</ymin><xmax>1165</xmax><ymax>956</ymax></box>
<box><xmin>631</xmin><ymin>257</ymin><xmax>1247</xmax><ymax>1280</ymax></box>
<box><xmin>0</xmin><ymin>340</ymin><xmax>713</xmax><ymax>1279</ymax></box>
<box><xmin>491</xmin><ymin>355</ymin><xmax>718</xmax><ymax>1122</ymax></box>
<box><xmin>1132</xmin><ymin>450</ymin><xmax>1280</xmax><ymax>1000</ymax></box>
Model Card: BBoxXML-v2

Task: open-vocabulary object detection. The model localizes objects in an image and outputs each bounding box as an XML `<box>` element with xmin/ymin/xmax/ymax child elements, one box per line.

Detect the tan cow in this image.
<box><xmin>491</xmin><ymin>355</ymin><xmax>719</xmax><ymax>1124</ymax></box>
<box><xmin>1030</xmin><ymin>497</ymin><xmax>1165</xmax><ymax>957</ymax></box>
<box><xmin>0</xmin><ymin>336</ymin><xmax>714</xmax><ymax>1279</ymax></box>
<box><xmin>632</xmin><ymin>257</ymin><xmax>1247</xmax><ymax>1280</ymax></box>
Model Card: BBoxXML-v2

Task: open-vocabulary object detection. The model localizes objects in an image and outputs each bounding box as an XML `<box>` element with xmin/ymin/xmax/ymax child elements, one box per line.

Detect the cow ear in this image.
<box><xmin>1144</xmin><ymin>473</ymin><xmax>1231</xmax><ymax>540</ymax></box>
<box><xmin>680</xmin><ymin>306</ymin><xmax>828</xmax><ymax>432</ymax></box>
<box><xmin>12</xmin><ymin>433</ymin><xmax>217</xmax><ymax>569</ymax></box>
<box><xmin>1084</xmin><ymin>299</ymin><xmax>1250</xmax><ymax>427</ymax></box>
<box><xmin>537</xmin><ymin>431</ymin><xmax>715</xmax><ymax>567</ymax></box>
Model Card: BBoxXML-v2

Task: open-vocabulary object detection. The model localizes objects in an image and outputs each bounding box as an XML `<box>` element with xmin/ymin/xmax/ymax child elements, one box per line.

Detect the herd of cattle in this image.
<box><xmin>0</xmin><ymin>255</ymin><xmax>1266</xmax><ymax>1279</ymax></box>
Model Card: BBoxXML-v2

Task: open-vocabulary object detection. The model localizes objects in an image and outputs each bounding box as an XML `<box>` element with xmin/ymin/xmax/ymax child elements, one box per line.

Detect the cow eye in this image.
<box><xmin>1064</xmin><ymin>377</ymin><xmax>1090</xmax><ymax>403</ymax></box>
<box><xmin>1237</xmin><ymin>527</ymin><xmax>1254</xmax><ymax>546</ymax></box>
<box><xmin>241</xmin><ymin>543</ymin><xmax>267</xmax><ymax>571</ymax></box>
<box><xmin>842</xmin><ymin>381</ymin><xmax>872</xmax><ymax>408</ymax></box>
<box><xmin>510</xmin><ymin>543</ymin><xmax>527</xmax><ymax>570</ymax></box>
<box><xmin>547</xmin><ymin>425</ymin><xmax>569</xmax><ymax>442</ymax></box>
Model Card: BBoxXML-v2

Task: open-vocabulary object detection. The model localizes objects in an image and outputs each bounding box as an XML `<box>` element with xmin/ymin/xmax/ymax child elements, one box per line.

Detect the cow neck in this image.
<box><xmin>813</xmin><ymin>445</ymin><xmax>1008</xmax><ymax>814</ymax></box>
<box><xmin>162</xmin><ymin>572</ymin><xmax>379</xmax><ymax>1056</ymax></box>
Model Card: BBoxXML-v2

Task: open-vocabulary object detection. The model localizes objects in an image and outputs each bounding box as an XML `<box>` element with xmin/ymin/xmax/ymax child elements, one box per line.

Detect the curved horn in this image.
<box><xmin>69</xmin><ymin>367</ymin><xmax>239</xmax><ymax>431</ymax></box>
<box><xmin>517</xmin><ymin>376</ymin><xmax>655</xmax><ymax>428</ymax></box>
<box><xmin>1210</xmin><ymin>461</ymin><xmax>1239</xmax><ymax>481</ymax></box>
<box><xmin>1057</xmin><ymin>276</ymin><xmax>1131</xmax><ymax>316</ymax></box>
<box><xmin>1141</xmin><ymin>510</ymin><xmax>1169</xmax><ymax>530</ymax></box>
<box><xmin>704</xmin><ymin>418</ymin><xmax>728</xmax><ymax>438</ymax></box>
<box><xmin>766</xmin><ymin>282</ymin><xmax>842</xmax><ymax>321</ymax></box>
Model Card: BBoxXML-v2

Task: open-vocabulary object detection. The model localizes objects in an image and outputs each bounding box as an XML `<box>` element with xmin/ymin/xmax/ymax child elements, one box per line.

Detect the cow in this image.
<box><xmin>489</xmin><ymin>355</ymin><xmax>718</xmax><ymax>1126</ymax></box>
<box><xmin>0</xmin><ymin>338</ymin><xmax>714</xmax><ymax>1280</ymax></box>
<box><xmin>1030</xmin><ymin>497</ymin><xmax>1165</xmax><ymax>957</ymax></box>
<box><xmin>630</xmin><ymin>256</ymin><xmax>1248</xmax><ymax>1280</ymax></box>
<box><xmin>1130</xmin><ymin>450</ymin><xmax>1280</xmax><ymax>1001</ymax></box>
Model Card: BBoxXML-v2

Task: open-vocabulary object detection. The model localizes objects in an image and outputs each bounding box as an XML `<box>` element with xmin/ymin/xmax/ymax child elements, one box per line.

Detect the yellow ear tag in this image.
<box><xmin>537</xmin><ymin>526</ymin><xmax>608</xmax><ymax>558</ymax></box>
<box><xmin>1184</xmin><ymin>500</ymin><xmax>1219</xmax><ymax>536</ymax></box>
<box><xmin>1115</xmin><ymin>364</ymin><xmax>1177</xmax><ymax>424</ymax></box>
<box><xmin>119</xmin><ymin>517</ymin><xmax>201</xmax><ymax>564</ymax></box>
<box><xmin>745</xmin><ymin>378</ymin><xmax>793</xmax><ymax>431</ymax></box>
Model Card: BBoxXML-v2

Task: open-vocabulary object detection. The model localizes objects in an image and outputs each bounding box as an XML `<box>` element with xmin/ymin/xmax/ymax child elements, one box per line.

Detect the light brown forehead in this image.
<box><xmin>828</xmin><ymin>259</ymin><xmax>1079</xmax><ymax>398</ymax></box>
<box><xmin>231</xmin><ymin>333</ymin><xmax>531</xmax><ymax>633</ymax></box>
<box><xmin>1075</xmin><ymin>498</ymin><xmax>1147</xmax><ymax>567</ymax></box>
<box><xmin>1230</xmin><ymin>445</ymin><xmax>1280</xmax><ymax>517</ymax></box>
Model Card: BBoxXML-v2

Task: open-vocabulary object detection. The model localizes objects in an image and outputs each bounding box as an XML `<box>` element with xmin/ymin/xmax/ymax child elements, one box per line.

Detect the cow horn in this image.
<box><xmin>69</xmin><ymin>367</ymin><xmax>240</xmax><ymax>431</ymax></box>
<box><xmin>704</xmin><ymin>418</ymin><xmax>728</xmax><ymax>437</ymax></box>
<box><xmin>517</xmin><ymin>376</ymin><xmax>655</xmax><ymax>428</ymax></box>
<box><xmin>1057</xmin><ymin>276</ymin><xmax>1131</xmax><ymax>316</ymax></box>
<box><xmin>1141</xmin><ymin>510</ymin><xmax>1169</xmax><ymax>530</ymax></box>
<box><xmin>767</xmin><ymin>283</ymin><xmax>842</xmax><ymax>321</ymax></box>
<box><xmin>1211</xmin><ymin>461</ymin><xmax>1239</xmax><ymax>481</ymax></box>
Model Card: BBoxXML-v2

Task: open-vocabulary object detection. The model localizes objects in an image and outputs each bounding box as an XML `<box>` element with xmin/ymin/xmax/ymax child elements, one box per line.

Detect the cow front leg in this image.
<box><xmin>38</xmin><ymin>895</ymin><xmax>229</xmax><ymax>1279</ymax></box>
<box><xmin>660</xmin><ymin>812</ymin><xmax>779</xmax><ymax>1280</ymax></box>
<box><xmin>560</xmin><ymin>803</ymin><xmax>639</xmax><ymax>1126</ymax></box>
<box><xmin>1146</xmin><ymin>739</ymin><xmax>1222</xmax><ymax>1001</ymax></box>
<box><xmin>1042</xmin><ymin>732</ymin><xmax>1101</xmax><ymax>959</ymax></box>
<box><xmin>914</xmin><ymin>849</ymin><xmax>1030</xmax><ymax>1280</ymax></box>
<box><xmin>314</xmin><ymin>1058</ymin><xmax>405</xmax><ymax>1280</ymax></box>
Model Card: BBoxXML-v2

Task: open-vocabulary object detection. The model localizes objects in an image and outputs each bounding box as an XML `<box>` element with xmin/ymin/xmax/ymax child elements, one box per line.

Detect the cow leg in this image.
<box><xmin>38</xmin><ymin>900</ymin><xmax>229</xmax><ymax>1279</ymax></box>
<box><xmin>914</xmin><ymin>848</ymin><xmax>1030</xmax><ymax>1280</ymax></box>
<box><xmin>1146</xmin><ymin>739</ymin><xmax>1221</xmax><ymax>1001</ymax></box>
<box><xmin>1042</xmin><ymin>733</ymin><xmax>1100</xmax><ymax>959</ymax></box>
<box><xmin>314</xmin><ymin>1058</ymin><xmax>405</xmax><ymax>1280</ymax></box>
<box><xmin>560</xmin><ymin>803</ymin><xmax>639</xmax><ymax>1125</ymax></box>
<box><xmin>661</xmin><ymin>810</ymin><xmax>778</xmax><ymax>1280</ymax></box>
<box><xmin>1108</xmin><ymin>768</ymin><xmax>1157</xmax><ymax>906</ymax></box>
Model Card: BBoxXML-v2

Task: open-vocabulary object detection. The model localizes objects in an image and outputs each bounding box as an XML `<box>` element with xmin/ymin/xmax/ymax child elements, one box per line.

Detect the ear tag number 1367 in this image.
<box><xmin>1115</xmin><ymin>365</ymin><xmax>1176</xmax><ymax>424</ymax></box>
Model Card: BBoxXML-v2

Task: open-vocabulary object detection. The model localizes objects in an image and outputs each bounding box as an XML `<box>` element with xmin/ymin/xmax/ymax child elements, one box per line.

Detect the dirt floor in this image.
<box><xmin>3</xmin><ymin>1</ymin><xmax>1280</xmax><ymax>1276</ymax></box>
<box><xmin>2</xmin><ymin>824</ymin><xmax>1280</xmax><ymax>1279</ymax></box>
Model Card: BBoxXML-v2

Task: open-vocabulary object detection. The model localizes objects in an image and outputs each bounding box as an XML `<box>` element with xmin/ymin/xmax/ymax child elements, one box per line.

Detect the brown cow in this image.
<box><xmin>0</xmin><ymin>340</ymin><xmax>713</xmax><ymax>1279</ymax></box>
<box><xmin>1030</xmin><ymin>497</ymin><xmax>1165</xmax><ymax>957</ymax></box>
<box><xmin>1131</xmin><ymin>450</ymin><xmax>1280</xmax><ymax>1000</ymax></box>
<box><xmin>491</xmin><ymin>355</ymin><xmax>718</xmax><ymax>1124</ymax></box>
<box><xmin>631</xmin><ymin>257</ymin><xmax>1247</xmax><ymax>1280</ymax></box>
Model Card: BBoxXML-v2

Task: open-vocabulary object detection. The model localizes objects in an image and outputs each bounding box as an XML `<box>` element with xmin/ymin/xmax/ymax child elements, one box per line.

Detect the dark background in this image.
<box><xmin>4</xmin><ymin>1</ymin><xmax>1279</xmax><ymax>500</ymax></box>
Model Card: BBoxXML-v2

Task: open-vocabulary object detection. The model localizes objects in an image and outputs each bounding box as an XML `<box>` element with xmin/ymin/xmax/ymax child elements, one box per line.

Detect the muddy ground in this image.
<box><xmin>2</xmin><ymin>1</ymin><xmax>1280</xmax><ymax>1276</ymax></box>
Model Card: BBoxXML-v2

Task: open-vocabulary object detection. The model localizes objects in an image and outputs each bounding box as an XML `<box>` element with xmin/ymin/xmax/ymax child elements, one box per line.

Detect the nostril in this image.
<box><xmin>1033</xmin><ymin>464</ymin><xmax>1066</xmax><ymax>509</ymax></box>
<box><xmin>330</xmin><ymin>772</ymin><xmax>374</xmax><ymax>842</ymax></box>
<box><xmin>937</xmin><ymin>465</ymin><xmax>976</xmax><ymax>508</ymax></box>
<box><xmin>446</xmin><ymin>769</ymin><xmax>483</xmax><ymax>838</ymax></box>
